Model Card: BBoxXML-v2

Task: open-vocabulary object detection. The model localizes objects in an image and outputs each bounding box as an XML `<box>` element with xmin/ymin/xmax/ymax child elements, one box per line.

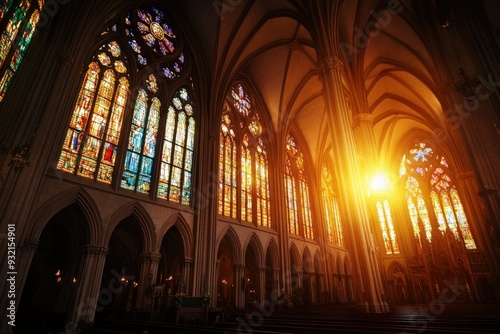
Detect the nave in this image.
<box><xmin>81</xmin><ymin>304</ymin><xmax>500</xmax><ymax>334</ymax></box>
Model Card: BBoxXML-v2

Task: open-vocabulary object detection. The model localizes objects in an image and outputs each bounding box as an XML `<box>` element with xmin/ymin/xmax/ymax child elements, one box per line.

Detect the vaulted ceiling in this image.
<box><xmin>177</xmin><ymin>0</ymin><xmax>487</xmax><ymax>171</ymax></box>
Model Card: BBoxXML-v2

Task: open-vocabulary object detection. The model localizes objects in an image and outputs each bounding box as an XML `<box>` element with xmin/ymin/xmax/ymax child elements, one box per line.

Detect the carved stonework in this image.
<box><xmin>84</xmin><ymin>245</ymin><xmax>109</xmax><ymax>257</ymax></box>
<box><xmin>352</xmin><ymin>113</ymin><xmax>375</xmax><ymax>128</ymax></box>
<box><xmin>141</xmin><ymin>252</ymin><xmax>162</xmax><ymax>264</ymax></box>
<box><xmin>19</xmin><ymin>238</ymin><xmax>39</xmax><ymax>253</ymax></box>
<box><xmin>320</xmin><ymin>56</ymin><xmax>344</xmax><ymax>73</ymax></box>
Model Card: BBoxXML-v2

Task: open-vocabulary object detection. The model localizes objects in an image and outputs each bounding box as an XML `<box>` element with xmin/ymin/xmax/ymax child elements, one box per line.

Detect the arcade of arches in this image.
<box><xmin>1</xmin><ymin>0</ymin><xmax>500</xmax><ymax>333</ymax></box>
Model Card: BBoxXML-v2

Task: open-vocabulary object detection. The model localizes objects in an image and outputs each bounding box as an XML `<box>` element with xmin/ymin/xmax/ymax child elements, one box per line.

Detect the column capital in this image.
<box><xmin>319</xmin><ymin>56</ymin><xmax>344</xmax><ymax>73</ymax></box>
<box><xmin>352</xmin><ymin>113</ymin><xmax>375</xmax><ymax>128</ymax></box>
<box><xmin>19</xmin><ymin>237</ymin><xmax>39</xmax><ymax>253</ymax></box>
<box><xmin>83</xmin><ymin>245</ymin><xmax>109</xmax><ymax>257</ymax></box>
<box><xmin>184</xmin><ymin>257</ymin><xmax>193</xmax><ymax>264</ymax></box>
<box><xmin>141</xmin><ymin>252</ymin><xmax>162</xmax><ymax>264</ymax></box>
<box><xmin>234</xmin><ymin>264</ymin><xmax>245</xmax><ymax>270</ymax></box>
<box><xmin>258</xmin><ymin>266</ymin><xmax>267</xmax><ymax>272</ymax></box>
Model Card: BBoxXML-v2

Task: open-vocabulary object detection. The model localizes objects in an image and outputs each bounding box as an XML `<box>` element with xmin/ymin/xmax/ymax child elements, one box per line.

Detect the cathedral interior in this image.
<box><xmin>0</xmin><ymin>0</ymin><xmax>500</xmax><ymax>333</ymax></box>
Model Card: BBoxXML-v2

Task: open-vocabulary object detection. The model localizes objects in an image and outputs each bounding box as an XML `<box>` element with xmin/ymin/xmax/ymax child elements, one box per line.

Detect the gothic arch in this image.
<box><xmin>104</xmin><ymin>201</ymin><xmax>156</xmax><ymax>253</ymax></box>
<box><xmin>28</xmin><ymin>187</ymin><xmax>102</xmax><ymax>245</ymax></box>
<box><xmin>314</xmin><ymin>250</ymin><xmax>324</xmax><ymax>274</ymax></box>
<box><xmin>289</xmin><ymin>242</ymin><xmax>302</xmax><ymax>270</ymax></box>
<box><xmin>265</xmin><ymin>237</ymin><xmax>280</xmax><ymax>269</ymax></box>
<box><xmin>302</xmin><ymin>246</ymin><xmax>314</xmax><ymax>274</ymax></box>
<box><xmin>217</xmin><ymin>225</ymin><xmax>242</xmax><ymax>264</ymax></box>
<box><xmin>156</xmin><ymin>212</ymin><xmax>193</xmax><ymax>258</ymax></box>
<box><xmin>244</xmin><ymin>233</ymin><xmax>265</xmax><ymax>267</ymax></box>
<box><xmin>387</xmin><ymin>261</ymin><xmax>407</xmax><ymax>278</ymax></box>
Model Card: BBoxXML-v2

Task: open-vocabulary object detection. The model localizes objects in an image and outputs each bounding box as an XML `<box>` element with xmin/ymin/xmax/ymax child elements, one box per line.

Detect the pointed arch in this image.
<box><xmin>156</xmin><ymin>212</ymin><xmax>193</xmax><ymax>259</ymax></box>
<box><xmin>28</xmin><ymin>187</ymin><xmax>102</xmax><ymax>245</ymax></box>
<box><xmin>265</xmin><ymin>237</ymin><xmax>280</xmax><ymax>269</ymax></box>
<box><xmin>289</xmin><ymin>242</ymin><xmax>301</xmax><ymax>270</ymax></box>
<box><xmin>105</xmin><ymin>201</ymin><xmax>156</xmax><ymax>253</ymax></box>
<box><xmin>217</xmin><ymin>225</ymin><xmax>243</xmax><ymax>264</ymax></box>
<box><xmin>313</xmin><ymin>250</ymin><xmax>324</xmax><ymax>274</ymax></box>
<box><xmin>218</xmin><ymin>80</ymin><xmax>272</xmax><ymax>227</ymax></box>
<box><xmin>387</xmin><ymin>261</ymin><xmax>407</xmax><ymax>277</ymax></box>
<box><xmin>244</xmin><ymin>233</ymin><xmax>264</xmax><ymax>267</ymax></box>
<box><xmin>302</xmin><ymin>246</ymin><xmax>314</xmax><ymax>274</ymax></box>
<box><xmin>284</xmin><ymin>133</ymin><xmax>314</xmax><ymax>239</ymax></box>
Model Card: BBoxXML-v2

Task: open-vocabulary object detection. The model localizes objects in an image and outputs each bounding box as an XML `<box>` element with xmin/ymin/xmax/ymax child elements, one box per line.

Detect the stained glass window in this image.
<box><xmin>57</xmin><ymin>41</ymin><xmax>129</xmax><ymax>184</ymax></box>
<box><xmin>121</xmin><ymin>89</ymin><xmax>160</xmax><ymax>194</ymax></box>
<box><xmin>0</xmin><ymin>0</ymin><xmax>44</xmax><ymax>102</ymax></box>
<box><xmin>400</xmin><ymin>142</ymin><xmax>476</xmax><ymax>249</ymax></box>
<box><xmin>241</xmin><ymin>134</ymin><xmax>252</xmax><ymax>222</ymax></box>
<box><xmin>299</xmin><ymin>166</ymin><xmax>313</xmax><ymax>239</ymax></box>
<box><xmin>0</xmin><ymin>0</ymin><xmax>15</xmax><ymax>23</ymax></box>
<box><xmin>123</xmin><ymin>6</ymin><xmax>184</xmax><ymax>78</ymax></box>
<box><xmin>136</xmin><ymin>7</ymin><xmax>176</xmax><ymax>55</ymax></box>
<box><xmin>285</xmin><ymin>158</ymin><xmax>299</xmax><ymax>234</ymax></box>
<box><xmin>157</xmin><ymin>87</ymin><xmax>195</xmax><ymax>204</ymax></box>
<box><xmin>231</xmin><ymin>83</ymin><xmax>251</xmax><ymax>117</ymax></box>
<box><xmin>376</xmin><ymin>200</ymin><xmax>399</xmax><ymax>254</ymax></box>
<box><xmin>256</xmin><ymin>138</ymin><xmax>270</xmax><ymax>228</ymax></box>
<box><xmin>284</xmin><ymin>135</ymin><xmax>314</xmax><ymax>239</ymax></box>
<box><xmin>321</xmin><ymin>163</ymin><xmax>344</xmax><ymax>247</ymax></box>
<box><xmin>58</xmin><ymin>3</ymin><xmax>194</xmax><ymax>204</ymax></box>
<box><xmin>218</xmin><ymin>109</ymin><xmax>237</xmax><ymax>218</ymax></box>
<box><xmin>218</xmin><ymin>83</ymin><xmax>270</xmax><ymax>227</ymax></box>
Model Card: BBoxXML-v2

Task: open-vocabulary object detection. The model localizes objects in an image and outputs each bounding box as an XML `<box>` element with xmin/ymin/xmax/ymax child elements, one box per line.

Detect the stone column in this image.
<box><xmin>136</xmin><ymin>252</ymin><xmax>161</xmax><ymax>309</ymax></box>
<box><xmin>257</xmin><ymin>266</ymin><xmax>266</xmax><ymax>305</ymax></box>
<box><xmin>273</xmin><ymin>268</ymin><xmax>281</xmax><ymax>299</ymax></box>
<box><xmin>234</xmin><ymin>264</ymin><xmax>245</xmax><ymax>308</ymax></box>
<box><xmin>14</xmin><ymin>238</ymin><xmax>40</xmax><ymax>306</ymax></box>
<box><xmin>182</xmin><ymin>257</ymin><xmax>193</xmax><ymax>295</ymax></box>
<box><xmin>319</xmin><ymin>56</ymin><xmax>388</xmax><ymax>313</ymax></box>
<box><xmin>65</xmin><ymin>245</ymin><xmax>108</xmax><ymax>330</ymax></box>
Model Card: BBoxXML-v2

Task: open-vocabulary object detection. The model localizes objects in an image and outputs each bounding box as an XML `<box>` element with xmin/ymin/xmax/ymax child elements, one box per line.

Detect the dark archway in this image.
<box><xmin>265</xmin><ymin>240</ymin><xmax>278</xmax><ymax>302</ymax></box>
<box><xmin>289</xmin><ymin>246</ymin><xmax>301</xmax><ymax>306</ymax></box>
<box><xmin>302</xmin><ymin>249</ymin><xmax>314</xmax><ymax>306</ymax></box>
<box><xmin>97</xmin><ymin>216</ymin><xmax>144</xmax><ymax>320</ymax></box>
<box><xmin>156</xmin><ymin>225</ymin><xmax>184</xmax><ymax>310</ymax></box>
<box><xmin>244</xmin><ymin>243</ymin><xmax>259</xmax><ymax>306</ymax></box>
<box><xmin>16</xmin><ymin>204</ymin><xmax>89</xmax><ymax>333</ymax></box>
<box><xmin>216</xmin><ymin>235</ymin><xmax>236</xmax><ymax>308</ymax></box>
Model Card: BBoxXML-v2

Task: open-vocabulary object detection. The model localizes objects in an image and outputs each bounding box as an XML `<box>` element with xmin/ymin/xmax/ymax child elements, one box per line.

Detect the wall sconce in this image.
<box><xmin>133</xmin><ymin>281</ymin><xmax>139</xmax><ymax>288</ymax></box>
<box><xmin>72</xmin><ymin>277</ymin><xmax>77</xmax><ymax>284</ymax></box>
<box><xmin>221</xmin><ymin>279</ymin><xmax>227</xmax><ymax>285</ymax></box>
